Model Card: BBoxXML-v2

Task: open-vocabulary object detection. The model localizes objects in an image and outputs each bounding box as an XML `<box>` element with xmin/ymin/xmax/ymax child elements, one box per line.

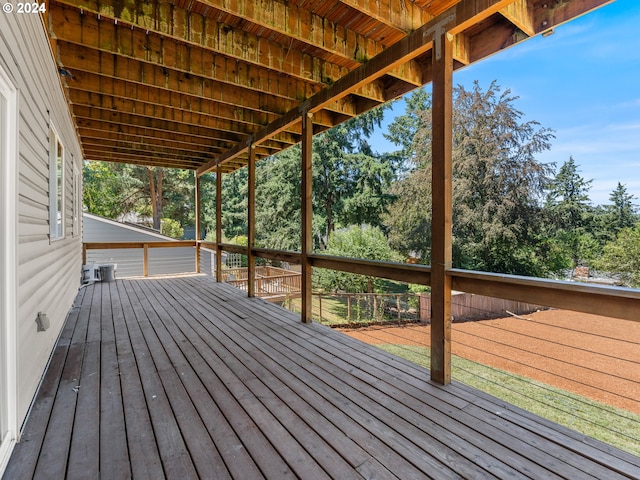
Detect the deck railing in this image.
<box><xmin>83</xmin><ymin>241</ymin><xmax>640</xmax><ymax>323</ymax></box>
<box><xmin>83</xmin><ymin>241</ymin><xmax>199</xmax><ymax>277</ymax></box>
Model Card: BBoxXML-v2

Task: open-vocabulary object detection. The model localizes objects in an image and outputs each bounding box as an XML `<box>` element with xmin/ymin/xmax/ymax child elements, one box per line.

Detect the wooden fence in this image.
<box><xmin>420</xmin><ymin>291</ymin><xmax>543</xmax><ymax>322</ymax></box>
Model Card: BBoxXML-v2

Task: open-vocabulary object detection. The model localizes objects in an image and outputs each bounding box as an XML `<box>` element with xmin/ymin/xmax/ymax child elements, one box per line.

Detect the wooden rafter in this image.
<box><xmin>337</xmin><ymin>0</ymin><xmax>432</xmax><ymax>33</ymax></box>
<box><xmin>500</xmin><ymin>0</ymin><xmax>535</xmax><ymax>36</ymax></box>
<box><xmin>197</xmin><ymin>0</ymin><xmax>517</xmax><ymax>174</ymax></box>
<box><xmin>45</xmin><ymin>0</ymin><xmax>610</xmax><ymax>172</ymax></box>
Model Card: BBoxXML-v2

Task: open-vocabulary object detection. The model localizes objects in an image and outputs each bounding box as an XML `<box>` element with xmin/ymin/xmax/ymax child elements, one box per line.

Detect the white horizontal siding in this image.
<box><xmin>1</xmin><ymin>11</ymin><xmax>83</xmax><ymax>439</ymax></box>
<box><xmin>84</xmin><ymin>215</ymin><xmax>197</xmax><ymax>277</ymax></box>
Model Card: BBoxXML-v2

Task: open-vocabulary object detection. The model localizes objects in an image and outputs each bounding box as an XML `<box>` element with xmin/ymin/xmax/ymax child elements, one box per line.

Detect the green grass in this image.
<box><xmin>376</xmin><ymin>344</ymin><xmax>640</xmax><ymax>457</ymax></box>
<box><xmin>287</xmin><ymin>294</ymin><xmax>418</xmax><ymax>326</ymax></box>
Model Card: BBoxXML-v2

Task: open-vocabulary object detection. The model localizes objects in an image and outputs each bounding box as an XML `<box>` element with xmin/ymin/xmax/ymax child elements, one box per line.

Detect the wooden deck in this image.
<box><xmin>4</xmin><ymin>275</ymin><xmax>639</xmax><ymax>479</ymax></box>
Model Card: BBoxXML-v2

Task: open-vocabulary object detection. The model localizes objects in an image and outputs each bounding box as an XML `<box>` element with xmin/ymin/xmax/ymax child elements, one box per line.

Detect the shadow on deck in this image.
<box><xmin>4</xmin><ymin>275</ymin><xmax>639</xmax><ymax>479</ymax></box>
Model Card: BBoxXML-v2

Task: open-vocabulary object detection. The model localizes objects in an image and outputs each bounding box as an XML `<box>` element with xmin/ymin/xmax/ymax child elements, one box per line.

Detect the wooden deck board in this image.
<box><xmin>175</xmin><ymin>277</ymin><xmax>574</xmax><ymax>479</ymax></box>
<box><xmin>4</xmin><ymin>274</ymin><xmax>640</xmax><ymax>480</ymax></box>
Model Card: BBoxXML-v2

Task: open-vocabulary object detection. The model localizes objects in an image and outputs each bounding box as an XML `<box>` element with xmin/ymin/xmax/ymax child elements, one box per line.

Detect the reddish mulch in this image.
<box><xmin>341</xmin><ymin>309</ymin><xmax>640</xmax><ymax>414</ymax></box>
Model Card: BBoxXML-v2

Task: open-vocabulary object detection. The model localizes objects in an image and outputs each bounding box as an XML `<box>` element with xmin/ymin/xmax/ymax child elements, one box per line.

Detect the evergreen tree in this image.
<box><xmin>312</xmin><ymin>106</ymin><xmax>397</xmax><ymax>245</ymax></box>
<box><xmin>221</xmin><ymin>168</ymin><xmax>248</xmax><ymax>240</ymax></box>
<box><xmin>545</xmin><ymin>157</ymin><xmax>593</xmax><ymax>267</ymax></box>
<box><xmin>606</xmin><ymin>182</ymin><xmax>637</xmax><ymax>233</ymax></box>
<box><xmin>384</xmin><ymin>82</ymin><xmax>555</xmax><ymax>276</ymax></box>
<box><xmin>255</xmin><ymin>149</ymin><xmax>303</xmax><ymax>251</ymax></box>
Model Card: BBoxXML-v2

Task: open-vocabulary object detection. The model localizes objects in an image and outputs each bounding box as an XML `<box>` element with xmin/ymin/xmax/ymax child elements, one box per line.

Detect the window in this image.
<box><xmin>49</xmin><ymin>129</ymin><xmax>64</xmax><ymax>239</ymax></box>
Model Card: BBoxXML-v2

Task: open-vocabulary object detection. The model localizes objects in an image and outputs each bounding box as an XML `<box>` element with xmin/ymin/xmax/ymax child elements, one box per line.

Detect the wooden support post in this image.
<box><xmin>215</xmin><ymin>162</ymin><xmax>223</xmax><ymax>283</ymax></box>
<box><xmin>143</xmin><ymin>243</ymin><xmax>149</xmax><ymax>277</ymax></box>
<box><xmin>430</xmin><ymin>29</ymin><xmax>453</xmax><ymax>385</ymax></box>
<box><xmin>301</xmin><ymin>111</ymin><xmax>313</xmax><ymax>323</ymax></box>
<box><xmin>195</xmin><ymin>173</ymin><xmax>201</xmax><ymax>274</ymax></box>
<box><xmin>82</xmin><ymin>243</ymin><xmax>87</xmax><ymax>265</ymax></box>
<box><xmin>247</xmin><ymin>143</ymin><xmax>256</xmax><ymax>297</ymax></box>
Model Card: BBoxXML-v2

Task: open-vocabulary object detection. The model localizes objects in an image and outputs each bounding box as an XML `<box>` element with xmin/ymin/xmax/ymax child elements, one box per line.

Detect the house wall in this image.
<box><xmin>83</xmin><ymin>214</ymin><xmax>197</xmax><ymax>277</ymax></box>
<box><xmin>0</xmin><ymin>11</ymin><xmax>83</xmax><ymax>450</ymax></box>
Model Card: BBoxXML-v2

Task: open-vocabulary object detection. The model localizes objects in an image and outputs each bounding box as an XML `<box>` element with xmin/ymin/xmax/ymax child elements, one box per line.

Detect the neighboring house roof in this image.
<box><xmin>82</xmin><ymin>213</ymin><xmax>220</xmax><ymax>278</ymax></box>
<box><xmin>83</xmin><ymin>212</ymin><xmax>175</xmax><ymax>243</ymax></box>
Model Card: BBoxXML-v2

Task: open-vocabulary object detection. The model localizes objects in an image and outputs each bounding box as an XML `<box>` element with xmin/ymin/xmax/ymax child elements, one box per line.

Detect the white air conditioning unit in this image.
<box><xmin>82</xmin><ymin>264</ymin><xmax>101</xmax><ymax>283</ymax></box>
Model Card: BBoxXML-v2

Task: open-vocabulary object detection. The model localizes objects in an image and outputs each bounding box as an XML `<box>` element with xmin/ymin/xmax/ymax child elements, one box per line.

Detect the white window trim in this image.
<box><xmin>49</xmin><ymin>126</ymin><xmax>65</xmax><ymax>240</ymax></box>
<box><xmin>72</xmin><ymin>162</ymin><xmax>80</xmax><ymax>237</ymax></box>
<box><xmin>0</xmin><ymin>64</ymin><xmax>19</xmax><ymax>474</ymax></box>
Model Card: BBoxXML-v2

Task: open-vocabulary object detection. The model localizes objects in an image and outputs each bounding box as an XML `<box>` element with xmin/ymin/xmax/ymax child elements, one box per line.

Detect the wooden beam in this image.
<box><xmin>56</xmin><ymin>44</ymin><xmax>302</xmax><ymax>118</ymax></box>
<box><xmin>337</xmin><ymin>0</ymin><xmax>430</xmax><ymax>33</ymax></box>
<box><xmin>84</xmin><ymin>241</ymin><xmax>197</xmax><ymax>249</ymax></box>
<box><xmin>50</xmin><ymin>0</ymin><xmax>351</xmax><ymax>85</ymax></box>
<box><xmin>451</xmin><ymin>269</ymin><xmax>640</xmax><ymax>324</ymax></box>
<box><xmin>67</xmin><ymin>82</ymin><xmax>329</xmax><ymax>132</ymax></box>
<box><xmin>71</xmin><ymin>105</ymin><xmax>243</xmax><ymax>145</ymax></box>
<box><xmin>252</xmin><ymin>248</ymin><xmax>303</xmax><ymax>265</ymax></box>
<box><xmin>83</xmin><ymin>151</ymin><xmax>203</xmax><ymax>169</ymax></box>
<box><xmin>465</xmin><ymin>19</ymin><xmax>529</xmax><ymax>64</ymax></box>
<box><xmin>49</xmin><ymin>8</ymin><xmax>322</xmax><ymax>102</ymax></box>
<box><xmin>215</xmin><ymin>164</ymin><xmax>223</xmax><ymax>283</ymax></box>
<box><xmin>52</xmin><ymin>8</ymin><xmax>404</xmax><ymax>118</ymax></box>
<box><xmin>81</xmin><ymin>139</ymin><xmax>215</xmax><ymax>162</ymax></box>
<box><xmin>195</xmin><ymin>174</ymin><xmax>201</xmax><ymax>273</ymax></box>
<box><xmin>67</xmin><ymin>88</ymin><xmax>276</xmax><ymax>138</ymax></box>
<box><xmin>143</xmin><ymin>243</ymin><xmax>149</xmax><ymax>277</ymax></box>
<box><xmin>448</xmin><ymin>0</ymin><xmax>518</xmax><ymax>35</ymax></box>
<box><xmin>308</xmin><ymin>254</ymin><xmax>431</xmax><ymax>285</ymax></box>
<box><xmin>301</xmin><ymin>111</ymin><xmax>313</xmax><ymax>324</ymax></box>
<box><xmin>452</xmin><ymin>33</ymin><xmax>470</xmax><ymax>65</ymax></box>
<box><xmin>63</xmin><ymin>70</ymin><xmax>336</xmax><ymax>129</ymax></box>
<box><xmin>202</xmin><ymin>0</ymin><xmax>517</xmax><ymax>174</ymax></box>
<box><xmin>430</xmin><ymin>30</ymin><xmax>453</xmax><ymax>386</ymax></box>
<box><xmin>500</xmin><ymin>0</ymin><xmax>535</xmax><ymax>36</ymax></box>
<box><xmin>79</xmin><ymin>133</ymin><xmax>219</xmax><ymax>157</ymax></box>
<box><xmin>219</xmin><ymin>244</ymin><xmax>249</xmax><ymax>255</ymax></box>
<box><xmin>533</xmin><ymin>0</ymin><xmax>612</xmax><ymax>36</ymax></box>
<box><xmin>58</xmin><ymin>49</ymin><xmax>349</xmax><ymax>131</ymax></box>
<box><xmin>247</xmin><ymin>144</ymin><xmax>256</xmax><ymax>298</ymax></box>
<box><xmin>197</xmin><ymin>0</ymin><xmax>398</xmax><ymax>73</ymax></box>
<box><xmin>78</xmin><ymin>124</ymin><xmax>289</xmax><ymax>157</ymax></box>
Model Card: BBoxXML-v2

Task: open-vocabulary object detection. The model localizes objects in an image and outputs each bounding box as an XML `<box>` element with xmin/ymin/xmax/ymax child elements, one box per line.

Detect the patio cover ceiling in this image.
<box><xmin>45</xmin><ymin>0</ymin><xmax>611</xmax><ymax>174</ymax></box>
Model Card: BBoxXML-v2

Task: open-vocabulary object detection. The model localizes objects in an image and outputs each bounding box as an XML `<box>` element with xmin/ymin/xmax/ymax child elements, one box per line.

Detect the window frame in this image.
<box><xmin>49</xmin><ymin>127</ymin><xmax>65</xmax><ymax>240</ymax></box>
<box><xmin>0</xmin><ymin>63</ymin><xmax>18</xmax><ymax>470</ymax></box>
<box><xmin>72</xmin><ymin>161</ymin><xmax>80</xmax><ymax>237</ymax></box>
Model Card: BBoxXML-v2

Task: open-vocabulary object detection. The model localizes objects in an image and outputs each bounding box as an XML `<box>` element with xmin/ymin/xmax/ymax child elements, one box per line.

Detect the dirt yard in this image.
<box><xmin>341</xmin><ymin>309</ymin><xmax>640</xmax><ymax>414</ymax></box>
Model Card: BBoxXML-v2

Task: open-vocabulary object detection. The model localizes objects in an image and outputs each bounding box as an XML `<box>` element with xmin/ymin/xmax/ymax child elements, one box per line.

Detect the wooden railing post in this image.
<box><xmin>430</xmin><ymin>29</ymin><xmax>453</xmax><ymax>385</ymax></box>
<box><xmin>247</xmin><ymin>143</ymin><xmax>256</xmax><ymax>297</ymax></box>
<box><xmin>301</xmin><ymin>111</ymin><xmax>313</xmax><ymax>323</ymax></box>
<box><xmin>195</xmin><ymin>173</ymin><xmax>201</xmax><ymax>273</ymax></box>
<box><xmin>215</xmin><ymin>162</ymin><xmax>223</xmax><ymax>283</ymax></box>
<box><xmin>143</xmin><ymin>243</ymin><xmax>149</xmax><ymax>277</ymax></box>
<box><xmin>82</xmin><ymin>243</ymin><xmax>87</xmax><ymax>265</ymax></box>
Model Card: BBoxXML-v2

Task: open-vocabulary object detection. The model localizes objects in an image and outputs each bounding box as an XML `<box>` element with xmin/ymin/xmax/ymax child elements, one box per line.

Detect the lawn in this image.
<box><xmin>285</xmin><ymin>291</ymin><xmax>421</xmax><ymax>325</ymax></box>
<box><xmin>377</xmin><ymin>344</ymin><xmax>640</xmax><ymax>457</ymax></box>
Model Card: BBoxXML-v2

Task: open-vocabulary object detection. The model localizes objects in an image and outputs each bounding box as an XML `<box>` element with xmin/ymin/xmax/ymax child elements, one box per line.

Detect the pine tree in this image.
<box><xmin>545</xmin><ymin>157</ymin><xmax>593</xmax><ymax>267</ymax></box>
<box><xmin>607</xmin><ymin>182</ymin><xmax>637</xmax><ymax>233</ymax></box>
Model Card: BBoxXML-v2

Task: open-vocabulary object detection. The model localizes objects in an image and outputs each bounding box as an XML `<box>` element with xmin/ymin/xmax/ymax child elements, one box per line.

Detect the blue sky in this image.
<box><xmin>370</xmin><ymin>0</ymin><xmax>640</xmax><ymax>206</ymax></box>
